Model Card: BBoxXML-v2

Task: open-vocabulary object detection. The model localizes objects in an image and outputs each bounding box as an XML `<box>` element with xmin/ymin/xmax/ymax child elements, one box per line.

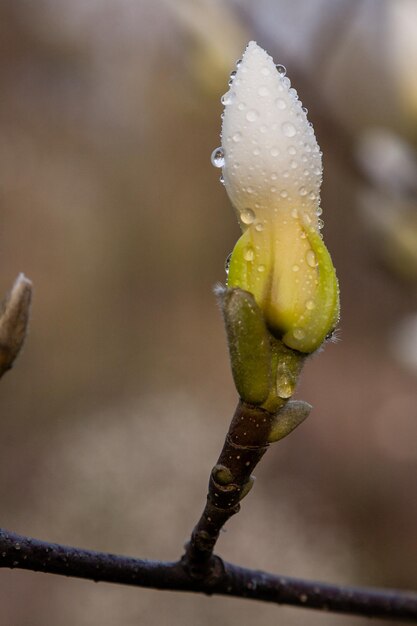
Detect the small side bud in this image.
<box><xmin>0</xmin><ymin>274</ymin><xmax>32</xmax><ymax>378</ymax></box>
<box><xmin>212</xmin><ymin>464</ymin><xmax>234</xmax><ymax>486</ymax></box>
<box><xmin>268</xmin><ymin>400</ymin><xmax>312</xmax><ymax>443</ymax></box>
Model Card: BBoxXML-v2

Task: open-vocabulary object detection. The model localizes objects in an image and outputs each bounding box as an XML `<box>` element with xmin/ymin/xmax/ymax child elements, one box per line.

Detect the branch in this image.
<box><xmin>0</xmin><ymin>528</ymin><xmax>416</xmax><ymax>622</ymax></box>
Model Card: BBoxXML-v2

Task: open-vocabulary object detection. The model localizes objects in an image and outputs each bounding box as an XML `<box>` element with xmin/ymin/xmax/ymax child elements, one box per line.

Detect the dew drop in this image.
<box><xmin>243</xmin><ymin>247</ymin><xmax>255</xmax><ymax>261</ymax></box>
<box><xmin>240</xmin><ymin>208</ymin><xmax>256</xmax><ymax>224</ymax></box>
<box><xmin>275</xmin><ymin>98</ymin><xmax>286</xmax><ymax>110</ymax></box>
<box><xmin>257</xmin><ymin>86</ymin><xmax>269</xmax><ymax>97</ymax></box>
<box><xmin>306</xmin><ymin>250</ymin><xmax>317</xmax><ymax>267</ymax></box>
<box><xmin>253</xmin><ymin>147</ymin><xmax>260</xmax><ymax>156</ymax></box>
<box><xmin>211</xmin><ymin>147</ymin><xmax>224</xmax><ymax>168</ymax></box>
<box><xmin>276</xmin><ymin>64</ymin><xmax>287</xmax><ymax>77</ymax></box>
<box><xmin>293</xmin><ymin>328</ymin><xmax>305</xmax><ymax>340</ymax></box>
<box><xmin>270</xmin><ymin>147</ymin><xmax>279</xmax><ymax>157</ymax></box>
<box><xmin>292</xmin><ymin>264</ymin><xmax>300</xmax><ymax>272</ymax></box>
<box><xmin>276</xmin><ymin>375</ymin><xmax>293</xmax><ymax>399</ymax></box>
<box><xmin>255</xmin><ymin>222</ymin><xmax>264</xmax><ymax>232</ymax></box>
<box><xmin>316</xmin><ymin>207</ymin><xmax>323</xmax><ymax>216</ymax></box>
<box><xmin>280</xmin><ymin>190</ymin><xmax>288</xmax><ymax>198</ymax></box>
<box><xmin>282</xmin><ymin>122</ymin><xmax>297</xmax><ymax>137</ymax></box>
<box><xmin>302</xmin><ymin>106</ymin><xmax>308</xmax><ymax>114</ymax></box>
<box><xmin>299</xmin><ymin>186</ymin><xmax>308</xmax><ymax>196</ymax></box>
<box><xmin>219</xmin><ymin>174</ymin><xmax>225</xmax><ymax>185</ymax></box>
<box><xmin>221</xmin><ymin>91</ymin><xmax>233</xmax><ymax>106</ymax></box>
<box><xmin>306</xmin><ymin>299</ymin><xmax>315</xmax><ymax>310</ymax></box>
<box><xmin>236</xmin><ymin>59</ymin><xmax>242</xmax><ymax>68</ymax></box>
<box><xmin>238</xmin><ymin>102</ymin><xmax>246</xmax><ymax>111</ymax></box>
<box><xmin>232</xmin><ymin>132</ymin><xmax>242</xmax><ymax>142</ymax></box>
<box><xmin>282</xmin><ymin>76</ymin><xmax>291</xmax><ymax>89</ymax></box>
<box><xmin>289</xmin><ymin>87</ymin><xmax>298</xmax><ymax>99</ymax></box>
<box><xmin>271</xmin><ymin>173</ymin><xmax>277</xmax><ymax>181</ymax></box>
<box><xmin>288</xmin><ymin>146</ymin><xmax>297</xmax><ymax>155</ymax></box>
<box><xmin>257</xmin><ymin>264</ymin><xmax>266</xmax><ymax>273</ymax></box>
<box><xmin>246</xmin><ymin>109</ymin><xmax>259</xmax><ymax>122</ymax></box>
<box><xmin>308</xmin><ymin>192</ymin><xmax>316</xmax><ymax>200</ymax></box>
<box><xmin>291</xmin><ymin>208</ymin><xmax>299</xmax><ymax>218</ymax></box>
<box><xmin>246</xmin><ymin>186</ymin><xmax>254</xmax><ymax>194</ymax></box>
<box><xmin>228</xmin><ymin>70</ymin><xmax>237</xmax><ymax>86</ymax></box>
<box><xmin>260</xmin><ymin>125</ymin><xmax>267</xmax><ymax>133</ymax></box>
<box><xmin>318</xmin><ymin>218</ymin><xmax>324</xmax><ymax>229</ymax></box>
<box><xmin>290</xmin><ymin>159</ymin><xmax>298</xmax><ymax>169</ymax></box>
<box><xmin>225</xmin><ymin>253</ymin><xmax>232</xmax><ymax>275</ymax></box>
<box><xmin>261</xmin><ymin>66</ymin><xmax>270</xmax><ymax>76</ymax></box>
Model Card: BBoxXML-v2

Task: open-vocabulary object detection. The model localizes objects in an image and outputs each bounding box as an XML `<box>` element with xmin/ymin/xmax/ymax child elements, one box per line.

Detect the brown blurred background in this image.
<box><xmin>0</xmin><ymin>1</ymin><xmax>416</xmax><ymax>625</ymax></box>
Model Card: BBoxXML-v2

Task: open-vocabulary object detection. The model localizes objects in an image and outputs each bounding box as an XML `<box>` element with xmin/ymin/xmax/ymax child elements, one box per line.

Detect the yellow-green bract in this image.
<box><xmin>219</xmin><ymin>41</ymin><xmax>339</xmax><ymax>353</ymax></box>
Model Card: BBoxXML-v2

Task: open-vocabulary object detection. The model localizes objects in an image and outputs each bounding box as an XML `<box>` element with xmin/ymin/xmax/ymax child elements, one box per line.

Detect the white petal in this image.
<box><xmin>221</xmin><ymin>41</ymin><xmax>322</xmax><ymax>228</ymax></box>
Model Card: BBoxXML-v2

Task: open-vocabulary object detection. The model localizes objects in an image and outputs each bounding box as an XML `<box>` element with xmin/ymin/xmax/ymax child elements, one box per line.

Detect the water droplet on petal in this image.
<box><xmin>232</xmin><ymin>132</ymin><xmax>242</xmax><ymax>142</ymax></box>
<box><xmin>293</xmin><ymin>328</ymin><xmax>305</xmax><ymax>340</ymax></box>
<box><xmin>240</xmin><ymin>208</ymin><xmax>256</xmax><ymax>224</ymax></box>
<box><xmin>219</xmin><ymin>174</ymin><xmax>225</xmax><ymax>185</ymax></box>
<box><xmin>316</xmin><ymin>207</ymin><xmax>323</xmax><ymax>216</ymax></box>
<box><xmin>221</xmin><ymin>91</ymin><xmax>234</xmax><ymax>106</ymax></box>
<box><xmin>225</xmin><ymin>252</ymin><xmax>232</xmax><ymax>275</ymax></box>
<box><xmin>243</xmin><ymin>247</ymin><xmax>255</xmax><ymax>261</ymax></box>
<box><xmin>306</xmin><ymin>299</ymin><xmax>315</xmax><ymax>310</ymax></box>
<box><xmin>280</xmin><ymin>190</ymin><xmax>288</xmax><ymax>198</ymax></box>
<box><xmin>257</xmin><ymin>264</ymin><xmax>265</xmax><ymax>273</ymax></box>
<box><xmin>236</xmin><ymin>59</ymin><xmax>242</xmax><ymax>68</ymax></box>
<box><xmin>246</xmin><ymin>109</ymin><xmax>258</xmax><ymax>122</ymax></box>
<box><xmin>288</xmin><ymin>146</ymin><xmax>297</xmax><ymax>155</ymax></box>
<box><xmin>228</xmin><ymin>70</ymin><xmax>237</xmax><ymax>86</ymax></box>
<box><xmin>270</xmin><ymin>147</ymin><xmax>279</xmax><ymax>157</ymax></box>
<box><xmin>318</xmin><ymin>218</ymin><xmax>324</xmax><ymax>230</ymax></box>
<box><xmin>292</xmin><ymin>264</ymin><xmax>300</xmax><ymax>272</ymax></box>
<box><xmin>275</xmin><ymin>98</ymin><xmax>286</xmax><ymax>110</ymax></box>
<box><xmin>306</xmin><ymin>250</ymin><xmax>317</xmax><ymax>267</ymax></box>
<box><xmin>291</xmin><ymin>208</ymin><xmax>299</xmax><ymax>218</ymax></box>
<box><xmin>211</xmin><ymin>147</ymin><xmax>224</xmax><ymax>168</ymax></box>
<box><xmin>261</xmin><ymin>66</ymin><xmax>270</xmax><ymax>76</ymax></box>
<box><xmin>299</xmin><ymin>186</ymin><xmax>307</xmax><ymax>196</ymax></box>
<box><xmin>282</xmin><ymin>122</ymin><xmax>296</xmax><ymax>137</ymax></box>
<box><xmin>255</xmin><ymin>222</ymin><xmax>264</xmax><ymax>232</ymax></box>
<box><xmin>276</xmin><ymin>375</ymin><xmax>293</xmax><ymax>399</ymax></box>
<box><xmin>258</xmin><ymin>86</ymin><xmax>269</xmax><ymax>97</ymax></box>
<box><xmin>276</xmin><ymin>64</ymin><xmax>287</xmax><ymax>77</ymax></box>
<box><xmin>302</xmin><ymin>106</ymin><xmax>308</xmax><ymax>114</ymax></box>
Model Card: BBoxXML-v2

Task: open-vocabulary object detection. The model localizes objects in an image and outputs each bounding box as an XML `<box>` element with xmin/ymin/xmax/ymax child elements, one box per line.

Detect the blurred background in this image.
<box><xmin>0</xmin><ymin>0</ymin><xmax>416</xmax><ymax>624</ymax></box>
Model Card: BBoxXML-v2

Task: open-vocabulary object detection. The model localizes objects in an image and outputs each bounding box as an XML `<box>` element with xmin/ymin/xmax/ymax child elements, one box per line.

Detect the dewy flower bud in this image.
<box><xmin>217</xmin><ymin>41</ymin><xmax>339</xmax><ymax>353</ymax></box>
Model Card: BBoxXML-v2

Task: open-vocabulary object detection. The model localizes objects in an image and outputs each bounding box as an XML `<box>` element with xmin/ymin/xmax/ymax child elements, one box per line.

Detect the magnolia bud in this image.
<box><xmin>217</xmin><ymin>41</ymin><xmax>339</xmax><ymax>353</ymax></box>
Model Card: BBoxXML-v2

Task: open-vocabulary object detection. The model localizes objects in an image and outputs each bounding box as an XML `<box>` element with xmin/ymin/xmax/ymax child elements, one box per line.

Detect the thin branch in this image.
<box><xmin>0</xmin><ymin>528</ymin><xmax>416</xmax><ymax>622</ymax></box>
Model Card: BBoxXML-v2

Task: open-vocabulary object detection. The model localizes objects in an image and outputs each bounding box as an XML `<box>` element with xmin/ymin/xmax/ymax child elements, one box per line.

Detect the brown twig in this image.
<box><xmin>183</xmin><ymin>400</ymin><xmax>273</xmax><ymax>577</ymax></box>
<box><xmin>0</xmin><ymin>528</ymin><xmax>416</xmax><ymax>622</ymax></box>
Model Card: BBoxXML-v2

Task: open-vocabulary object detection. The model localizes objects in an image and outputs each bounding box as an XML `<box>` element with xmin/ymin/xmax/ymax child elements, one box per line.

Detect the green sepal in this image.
<box><xmin>220</xmin><ymin>287</ymin><xmax>271</xmax><ymax>405</ymax></box>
